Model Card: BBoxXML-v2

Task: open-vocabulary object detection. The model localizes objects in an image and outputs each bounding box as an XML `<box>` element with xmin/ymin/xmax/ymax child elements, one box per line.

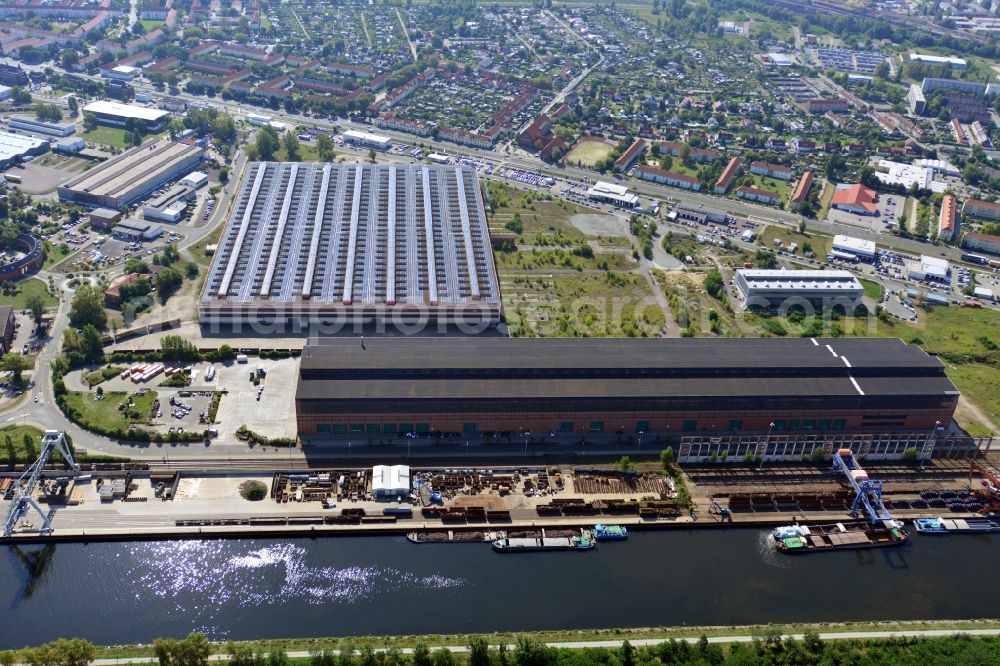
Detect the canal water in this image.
<box><xmin>1</xmin><ymin>529</ymin><xmax>998</xmax><ymax>648</ymax></box>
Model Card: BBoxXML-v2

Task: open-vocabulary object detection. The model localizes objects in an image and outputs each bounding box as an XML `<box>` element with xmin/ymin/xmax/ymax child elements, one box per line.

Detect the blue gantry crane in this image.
<box><xmin>3</xmin><ymin>431</ymin><xmax>79</xmax><ymax>537</ymax></box>
<box><xmin>831</xmin><ymin>448</ymin><xmax>898</xmax><ymax>528</ymax></box>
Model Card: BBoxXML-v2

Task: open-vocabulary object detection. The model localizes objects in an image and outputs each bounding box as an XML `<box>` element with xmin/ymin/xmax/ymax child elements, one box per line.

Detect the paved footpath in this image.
<box><xmin>78</xmin><ymin>628</ymin><xmax>1000</xmax><ymax>664</ymax></box>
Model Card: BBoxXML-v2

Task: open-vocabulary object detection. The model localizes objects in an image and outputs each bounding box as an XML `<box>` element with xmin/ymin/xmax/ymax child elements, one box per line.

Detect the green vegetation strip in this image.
<box><xmin>24</xmin><ymin>620</ymin><xmax>1000</xmax><ymax>661</ymax></box>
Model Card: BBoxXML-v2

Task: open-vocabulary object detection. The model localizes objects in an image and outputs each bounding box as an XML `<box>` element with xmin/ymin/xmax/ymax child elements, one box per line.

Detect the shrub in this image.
<box><xmin>239</xmin><ymin>480</ymin><xmax>267</xmax><ymax>501</ymax></box>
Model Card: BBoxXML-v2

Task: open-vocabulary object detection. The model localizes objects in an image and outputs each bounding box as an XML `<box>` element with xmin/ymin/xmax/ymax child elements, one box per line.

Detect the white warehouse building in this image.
<box><xmin>735</xmin><ymin>269</ymin><xmax>864</xmax><ymax>308</ymax></box>
<box><xmin>372</xmin><ymin>465</ymin><xmax>411</xmax><ymax>500</ymax></box>
<box><xmin>832</xmin><ymin>234</ymin><xmax>876</xmax><ymax>261</ymax></box>
<box><xmin>341</xmin><ymin>130</ymin><xmax>391</xmax><ymax>151</ymax></box>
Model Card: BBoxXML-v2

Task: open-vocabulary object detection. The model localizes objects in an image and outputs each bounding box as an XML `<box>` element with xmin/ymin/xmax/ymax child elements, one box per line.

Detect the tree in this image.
<box><xmin>156</xmin><ymin>267</ymin><xmax>184</xmax><ymax>301</ymax></box>
<box><xmin>468</xmin><ymin>637</ymin><xmax>490</xmax><ymax>666</ymax></box>
<box><xmin>282</xmin><ymin>132</ymin><xmax>301</xmax><ymax>161</ymax></box>
<box><xmin>368</xmin><ymin>148</ymin><xmax>377</xmax><ymax>163</ymax></box>
<box><xmin>317</xmin><ymin>134</ymin><xmax>335</xmax><ymax>161</ymax></box>
<box><xmin>67</xmin><ymin>96</ymin><xmax>78</xmax><ymax>117</ymax></box>
<box><xmin>411</xmin><ymin>645</ymin><xmax>432</xmax><ymax>666</ymax></box>
<box><xmin>69</xmin><ymin>283</ymin><xmax>107</xmax><ymax>330</ymax></box>
<box><xmin>617</xmin><ymin>455</ymin><xmax>634</xmax><ymax>472</ymax></box>
<box><xmin>660</xmin><ymin>446</ymin><xmax>674</xmax><ymax>468</ymax></box>
<box><xmin>25</xmin><ymin>293</ymin><xmax>45</xmax><ymax>326</ymax></box>
<box><xmin>1</xmin><ymin>353</ymin><xmax>32</xmax><ymax>383</ymax></box>
<box><xmin>218</xmin><ymin>167</ymin><xmax>229</xmax><ymax>184</ymax></box>
<box><xmin>161</xmin><ymin>335</ymin><xmax>199</xmax><ymax>361</ymax></box>
<box><xmin>253</xmin><ymin>127</ymin><xmax>279</xmax><ymax>161</ymax></box>
<box><xmin>79</xmin><ymin>324</ymin><xmax>104</xmax><ymax>363</ymax></box>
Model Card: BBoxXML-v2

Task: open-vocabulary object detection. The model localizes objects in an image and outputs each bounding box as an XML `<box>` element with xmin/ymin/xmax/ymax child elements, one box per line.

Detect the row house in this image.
<box><xmin>614</xmin><ymin>138</ymin><xmax>646</xmax><ymax>172</ymax></box>
<box><xmin>750</xmin><ymin>161</ymin><xmax>794</xmax><ymax>180</ymax></box>
<box><xmin>636</xmin><ymin>166</ymin><xmax>701</xmax><ymax>191</ymax></box>
<box><xmin>736</xmin><ymin>185</ymin><xmax>782</xmax><ymax>206</ymax></box>
<box><xmin>962</xmin><ymin>199</ymin><xmax>1000</xmax><ymax>222</ymax></box>
<box><xmin>374</xmin><ymin>115</ymin><xmax>433</xmax><ymax>137</ymax></box>
<box><xmin>438</xmin><ymin>127</ymin><xmax>496</xmax><ymax>150</ymax></box>
<box><xmin>789</xmin><ymin>172</ymin><xmax>814</xmax><ymax>211</ymax></box>
<box><xmin>715</xmin><ymin>157</ymin><xmax>742</xmax><ymax>194</ymax></box>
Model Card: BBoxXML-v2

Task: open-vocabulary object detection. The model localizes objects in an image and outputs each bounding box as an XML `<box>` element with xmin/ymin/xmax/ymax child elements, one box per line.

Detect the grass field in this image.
<box><xmin>945</xmin><ymin>363</ymin><xmax>1000</xmax><ymax>435</ymax></box>
<box><xmin>760</xmin><ymin>225</ymin><xmax>831</xmax><ymax>258</ymax></box>
<box><xmin>140</xmin><ymin>19</ymin><xmax>164</xmax><ymax>31</ymax></box>
<box><xmin>0</xmin><ymin>278</ymin><xmax>57</xmax><ymax>309</ymax></box>
<box><xmin>42</xmin><ymin>240</ymin><xmax>74</xmax><ymax>270</ymax></box>
<box><xmin>63</xmin><ymin>391</ymin><xmax>156</xmax><ymax>433</ymax></box>
<box><xmin>859</xmin><ymin>278</ymin><xmax>884</xmax><ymax>301</ymax></box>
<box><xmin>81</xmin><ymin>126</ymin><xmax>131</xmax><ymax>149</ymax></box>
<box><xmin>503</xmin><ymin>271</ymin><xmax>665</xmax><ymax>337</ymax></box>
<box><xmin>565</xmin><ymin>139</ymin><xmax>615</xmax><ymax>168</ymax></box>
<box><xmin>0</xmin><ymin>425</ymin><xmax>48</xmax><ymax>464</ymax></box>
<box><xmin>746</xmin><ymin>173</ymin><xmax>793</xmax><ymax>202</ymax></box>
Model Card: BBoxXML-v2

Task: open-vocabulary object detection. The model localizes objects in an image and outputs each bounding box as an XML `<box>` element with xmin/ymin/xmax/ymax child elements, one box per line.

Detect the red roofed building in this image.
<box><xmin>636</xmin><ymin>166</ymin><xmax>701</xmax><ymax>191</ymax></box>
<box><xmin>962</xmin><ymin>231</ymin><xmax>1000</xmax><ymax>256</ymax></box>
<box><xmin>614</xmin><ymin>138</ymin><xmax>646</xmax><ymax>171</ymax></box>
<box><xmin>789</xmin><ymin>172</ymin><xmax>814</xmax><ymax>211</ymax></box>
<box><xmin>938</xmin><ymin>194</ymin><xmax>958</xmax><ymax>241</ymax></box>
<box><xmin>540</xmin><ymin>137</ymin><xmax>568</xmax><ymax>163</ymax></box>
<box><xmin>714</xmin><ymin>157</ymin><xmax>742</xmax><ymax>194</ymax></box>
<box><xmin>736</xmin><ymin>185</ymin><xmax>781</xmax><ymax>206</ymax></box>
<box><xmin>962</xmin><ymin>198</ymin><xmax>1000</xmax><ymax>222</ymax></box>
<box><xmin>831</xmin><ymin>184</ymin><xmax>878</xmax><ymax>216</ymax></box>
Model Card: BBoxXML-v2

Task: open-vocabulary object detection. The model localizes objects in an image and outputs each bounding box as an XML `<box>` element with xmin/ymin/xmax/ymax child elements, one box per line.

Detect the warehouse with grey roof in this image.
<box><xmin>57</xmin><ymin>139</ymin><xmax>204</xmax><ymax>210</ymax></box>
<box><xmin>199</xmin><ymin>163</ymin><xmax>501</xmax><ymax>331</ymax></box>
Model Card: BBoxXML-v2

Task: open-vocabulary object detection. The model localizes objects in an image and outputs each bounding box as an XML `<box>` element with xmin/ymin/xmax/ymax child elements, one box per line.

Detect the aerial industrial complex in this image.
<box><xmin>199</xmin><ymin>163</ymin><xmax>501</xmax><ymax>329</ymax></box>
<box><xmin>295</xmin><ymin>337</ymin><xmax>959</xmax><ymax>437</ymax></box>
<box><xmin>735</xmin><ymin>269</ymin><xmax>865</xmax><ymax>307</ymax></box>
<box><xmin>57</xmin><ymin>140</ymin><xmax>205</xmax><ymax>209</ymax></box>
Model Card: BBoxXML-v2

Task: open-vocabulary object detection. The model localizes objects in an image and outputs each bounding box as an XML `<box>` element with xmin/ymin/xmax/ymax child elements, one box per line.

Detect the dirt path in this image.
<box><xmin>955</xmin><ymin>395</ymin><xmax>999</xmax><ymax>436</ymax></box>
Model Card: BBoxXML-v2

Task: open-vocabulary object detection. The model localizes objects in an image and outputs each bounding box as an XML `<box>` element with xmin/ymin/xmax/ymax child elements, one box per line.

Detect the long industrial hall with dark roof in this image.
<box><xmin>295</xmin><ymin>337</ymin><xmax>959</xmax><ymax>438</ymax></box>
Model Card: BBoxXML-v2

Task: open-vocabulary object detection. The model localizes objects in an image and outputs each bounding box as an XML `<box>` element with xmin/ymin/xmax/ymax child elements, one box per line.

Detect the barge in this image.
<box><xmin>492</xmin><ymin>534</ymin><xmax>594</xmax><ymax>552</ymax></box>
<box><xmin>913</xmin><ymin>517</ymin><xmax>1000</xmax><ymax>535</ymax></box>
<box><xmin>593</xmin><ymin>524</ymin><xmax>628</xmax><ymax>541</ymax></box>
<box><xmin>774</xmin><ymin>522</ymin><xmax>908</xmax><ymax>554</ymax></box>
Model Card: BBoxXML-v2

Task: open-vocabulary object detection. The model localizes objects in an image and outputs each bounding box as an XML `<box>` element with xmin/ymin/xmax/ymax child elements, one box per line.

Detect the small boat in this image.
<box><xmin>775</xmin><ymin>522</ymin><xmax>908</xmax><ymax>554</ymax></box>
<box><xmin>593</xmin><ymin>524</ymin><xmax>628</xmax><ymax>541</ymax></box>
<box><xmin>492</xmin><ymin>535</ymin><xmax>594</xmax><ymax>552</ymax></box>
<box><xmin>771</xmin><ymin>524</ymin><xmax>809</xmax><ymax>541</ymax></box>
<box><xmin>914</xmin><ymin>517</ymin><xmax>1000</xmax><ymax>534</ymax></box>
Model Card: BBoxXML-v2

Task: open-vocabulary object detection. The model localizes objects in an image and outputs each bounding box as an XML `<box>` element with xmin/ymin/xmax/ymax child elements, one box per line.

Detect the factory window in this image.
<box><xmin>383</xmin><ymin>424</ymin><xmax>397</xmax><ymax>434</ymax></box>
<box><xmin>728</xmin><ymin>420</ymin><xmax>742</xmax><ymax>432</ymax></box>
<box><xmin>559</xmin><ymin>421</ymin><xmax>573</xmax><ymax>432</ymax></box>
<box><xmin>817</xmin><ymin>419</ymin><xmax>830</xmax><ymax>430</ymax></box>
<box><xmin>801</xmin><ymin>420</ymin><xmax>815</xmax><ymax>431</ymax></box>
<box><xmin>399</xmin><ymin>423</ymin><xmax>414</xmax><ymax>434</ymax></box>
<box><xmin>683</xmin><ymin>419</ymin><xmax>697</xmax><ymax>432</ymax></box>
<box><xmin>317</xmin><ymin>424</ymin><xmax>331</xmax><ymax>435</ymax></box>
<box><xmin>416</xmin><ymin>423</ymin><xmax>429</xmax><ymax>434</ymax></box>
<box><xmin>367</xmin><ymin>424</ymin><xmax>380</xmax><ymax>434</ymax></box>
<box><xmin>333</xmin><ymin>424</ymin><xmax>348</xmax><ymax>435</ymax></box>
<box><xmin>772</xmin><ymin>420</ymin><xmax>786</xmax><ymax>432</ymax></box>
<box><xmin>463</xmin><ymin>422</ymin><xmax>478</xmax><ymax>434</ymax></box>
<box><xmin>786</xmin><ymin>420</ymin><xmax>800</xmax><ymax>432</ymax></box>
<box><xmin>589</xmin><ymin>420</ymin><xmax>604</xmax><ymax>433</ymax></box>
<box><xmin>831</xmin><ymin>419</ymin><xmax>846</xmax><ymax>430</ymax></box>
<box><xmin>636</xmin><ymin>420</ymin><xmax>650</xmax><ymax>432</ymax></box>
<box><xmin>350</xmin><ymin>424</ymin><xmax>364</xmax><ymax>433</ymax></box>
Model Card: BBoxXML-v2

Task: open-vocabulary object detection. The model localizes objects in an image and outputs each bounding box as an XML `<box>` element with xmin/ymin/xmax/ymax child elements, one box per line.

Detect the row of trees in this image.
<box><xmin>7</xmin><ymin>632</ymin><xmax>1000</xmax><ymax>666</ymax></box>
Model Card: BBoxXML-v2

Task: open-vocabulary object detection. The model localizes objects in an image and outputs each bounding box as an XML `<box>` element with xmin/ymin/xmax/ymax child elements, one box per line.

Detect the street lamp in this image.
<box><xmin>523</xmin><ymin>430</ymin><xmax>530</xmax><ymax>456</ymax></box>
<box><xmin>759</xmin><ymin>422</ymin><xmax>775</xmax><ymax>471</ymax></box>
<box><xmin>636</xmin><ymin>430</ymin><xmax>644</xmax><ymax>452</ymax></box>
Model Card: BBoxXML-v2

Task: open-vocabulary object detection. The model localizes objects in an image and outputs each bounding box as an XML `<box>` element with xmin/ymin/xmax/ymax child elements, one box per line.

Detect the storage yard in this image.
<box><xmin>5</xmin><ymin>457</ymin><xmax>999</xmax><ymax>540</ymax></box>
